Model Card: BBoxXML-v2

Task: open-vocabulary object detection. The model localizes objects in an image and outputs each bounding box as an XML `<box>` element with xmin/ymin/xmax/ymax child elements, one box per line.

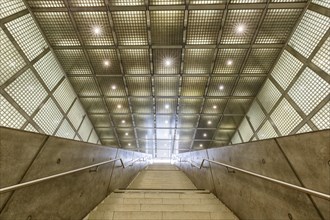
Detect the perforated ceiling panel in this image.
<box><xmin>21</xmin><ymin>0</ymin><xmax>317</xmax><ymax>157</ymax></box>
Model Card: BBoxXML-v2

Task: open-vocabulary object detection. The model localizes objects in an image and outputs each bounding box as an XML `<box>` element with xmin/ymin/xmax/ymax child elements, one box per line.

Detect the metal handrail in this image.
<box><xmin>176</xmin><ymin>157</ymin><xmax>330</xmax><ymax>201</ymax></box>
<box><xmin>0</xmin><ymin>157</ymin><xmax>147</xmax><ymax>194</ymax></box>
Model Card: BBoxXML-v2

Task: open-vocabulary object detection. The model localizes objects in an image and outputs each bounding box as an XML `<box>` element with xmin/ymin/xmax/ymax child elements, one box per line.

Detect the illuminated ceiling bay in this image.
<box><xmin>26</xmin><ymin>0</ymin><xmax>307</xmax><ymax>158</ymax></box>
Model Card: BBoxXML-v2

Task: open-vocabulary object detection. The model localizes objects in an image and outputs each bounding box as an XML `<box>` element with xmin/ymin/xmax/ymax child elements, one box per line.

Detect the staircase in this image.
<box><xmin>85</xmin><ymin>164</ymin><xmax>238</xmax><ymax>220</ymax></box>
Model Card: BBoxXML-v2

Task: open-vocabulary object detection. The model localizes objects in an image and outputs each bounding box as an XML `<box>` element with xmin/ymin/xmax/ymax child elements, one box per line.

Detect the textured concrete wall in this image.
<box><xmin>176</xmin><ymin>130</ymin><xmax>330</xmax><ymax>220</ymax></box>
<box><xmin>0</xmin><ymin>127</ymin><xmax>148</xmax><ymax>220</ymax></box>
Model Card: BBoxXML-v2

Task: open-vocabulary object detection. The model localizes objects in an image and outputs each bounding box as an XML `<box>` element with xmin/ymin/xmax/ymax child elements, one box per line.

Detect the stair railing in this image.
<box><xmin>0</xmin><ymin>157</ymin><xmax>149</xmax><ymax>194</ymax></box>
<box><xmin>175</xmin><ymin>157</ymin><xmax>330</xmax><ymax>201</ymax></box>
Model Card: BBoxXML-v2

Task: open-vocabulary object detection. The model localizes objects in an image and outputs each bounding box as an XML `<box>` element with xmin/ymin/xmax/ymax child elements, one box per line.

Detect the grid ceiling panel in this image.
<box><xmin>120</xmin><ymin>49</ymin><xmax>150</xmax><ymax>75</ymax></box>
<box><xmin>87</xmin><ymin>49</ymin><xmax>121</xmax><ymax>75</ymax></box>
<box><xmin>112</xmin><ymin>114</ymin><xmax>133</xmax><ymax>127</ymax></box>
<box><xmin>258</xmin><ymin>120</ymin><xmax>278</xmax><ymax>140</ymax></box>
<box><xmin>181</xmin><ymin>77</ymin><xmax>208</xmax><ymax>97</ymax></box>
<box><xmin>242</xmin><ymin>48</ymin><xmax>281</xmax><ymax>74</ymax></box>
<box><xmin>97</xmin><ymin>77</ymin><xmax>126</xmax><ymax>96</ymax></box>
<box><xmin>221</xmin><ymin>9</ymin><xmax>263</xmax><ymax>44</ymax></box>
<box><xmin>175</xmin><ymin>129</ymin><xmax>195</xmax><ymax>140</ymax></box>
<box><xmin>88</xmin><ymin>129</ymin><xmax>99</xmax><ymax>144</ymax></box>
<box><xmin>0</xmin><ymin>95</ymin><xmax>26</xmax><ymax>129</ymax></box>
<box><xmin>198</xmin><ymin>115</ymin><xmax>221</xmax><ymax>128</ymax></box>
<box><xmin>78</xmin><ymin>117</ymin><xmax>93</xmax><ymax>141</ymax></box>
<box><xmin>288</xmin><ymin>68</ymin><xmax>330</xmax><ymax>115</ymax></box>
<box><xmin>289</xmin><ymin>10</ymin><xmax>330</xmax><ymax>58</ymax></box>
<box><xmin>207</xmin><ymin>77</ymin><xmax>236</xmax><ymax>96</ymax></box>
<box><xmin>225</xmin><ymin>98</ymin><xmax>253</xmax><ymax>115</ymax></box>
<box><xmin>218</xmin><ymin>116</ymin><xmax>243</xmax><ymax>129</ymax></box>
<box><xmin>156</xmin><ymin>98</ymin><xmax>177</xmax><ymax>114</ymax></box>
<box><xmin>231</xmin><ymin>131</ymin><xmax>242</xmax><ymax>144</ymax></box>
<box><xmin>257</xmin><ymin>79</ymin><xmax>282</xmax><ymax>113</ymax></box>
<box><xmin>101</xmin><ymin>139</ymin><xmax>119</xmax><ymax>147</ymax></box>
<box><xmin>53</xmin><ymin>79</ymin><xmax>76</xmax><ymax>113</ymax></box>
<box><xmin>190</xmin><ymin>0</ymin><xmax>226</xmax><ymax>4</ymax></box>
<box><xmin>105</xmin><ymin>98</ymin><xmax>130</xmax><ymax>114</ymax></box>
<box><xmin>67</xmin><ymin>100</ymin><xmax>86</xmax><ymax>129</ymax></box>
<box><xmin>195</xmin><ymin>129</ymin><xmax>215</xmax><ymax>140</ymax></box>
<box><xmin>233</xmin><ymin>77</ymin><xmax>265</xmax><ymax>96</ymax></box>
<box><xmin>156</xmin><ymin>115</ymin><xmax>176</xmax><ymax>128</ymax></box>
<box><xmin>238</xmin><ymin>117</ymin><xmax>254</xmax><ymax>142</ymax></box>
<box><xmin>1</xmin><ymin>0</ymin><xmax>26</xmax><ymax>19</ymax></box>
<box><xmin>297</xmin><ymin>124</ymin><xmax>312</xmax><ymax>134</ymax></box>
<box><xmin>214</xmin><ymin>130</ymin><xmax>235</xmax><ymax>141</ymax></box>
<box><xmin>256</xmin><ymin>9</ymin><xmax>302</xmax><ymax>44</ymax></box>
<box><xmin>112</xmin><ymin>11</ymin><xmax>148</xmax><ymax>45</ymax></box>
<box><xmin>6</xmin><ymin>14</ymin><xmax>48</xmax><ymax>60</ymax></box>
<box><xmin>184</xmin><ymin>49</ymin><xmax>214</xmax><ymax>74</ymax></box>
<box><xmin>5</xmin><ymin>69</ymin><xmax>48</xmax><ymax>116</ymax></box>
<box><xmin>33</xmin><ymin>51</ymin><xmax>64</xmax><ymax>90</ymax></box>
<box><xmin>70</xmin><ymin>0</ymin><xmax>105</xmax><ymax>7</ymax></box>
<box><xmin>178</xmin><ymin>98</ymin><xmax>203</xmax><ymax>114</ymax></box>
<box><xmin>203</xmin><ymin>98</ymin><xmax>227</xmax><ymax>114</ymax></box>
<box><xmin>80</xmin><ymin>97</ymin><xmax>108</xmax><ymax>113</ymax></box>
<box><xmin>120</xmin><ymin>139</ymin><xmax>137</xmax><ymax>149</ymax></box>
<box><xmin>55</xmin><ymin>119</ymin><xmax>76</xmax><ymax>140</ymax></box>
<box><xmin>89</xmin><ymin>114</ymin><xmax>112</xmax><ymax>128</ymax></box>
<box><xmin>27</xmin><ymin>0</ymin><xmax>65</xmax><ymax>7</ymax></box>
<box><xmin>312</xmin><ymin>0</ymin><xmax>330</xmax><ymax>8</ymax></box>
<box><xmin>73</xmin><ymin>12</ymin><xmax>114</xmax><ymax>46</ymax></box>
<box><xmin>130</xmin><ymin>98</ymin><xmax>154</xmax><ymax>113</ymax></box>
<box><xmin>150</xmin><ymin>10</ymin><xmax>184</xmax><ymax>45</ymax></box>
<box><xmin>126</xmin><ymin>77</ymin><xmax>152</xmax><ymax>96</ymax></box>
<box><xmin>311</xmin><ymin>102</ymin><xmax>330</xmax><ymax>130</ymax></box>
<box><xmin>186</xmin><ymin>10</ymin><xmax>223</xmax><ymax>45</ymax></box>
<box><xmin>271</xmin><ymin>50</ymin><xmax>303</xmax><ymax>90</ymax></box>
<box><xmin>134</xmin><ymin>114</ymin><xmax>154</xmax><ymax>128</ymax></box>
<box><xmin>116</xmin><ymin>128</ymin><xmax>136</xmax><ymax>140</ymax></box>
<box><xmin>136</xmin><ymin>128</ymin><xmax>155</xmax><ymax>139</ymax></box>
<box><xmin>247</xmin><ymin>101</ymin><xmax>266</xmax><ymax>130</ymax></box>
<box><xmin>109</xmin><ymin>0</ymin><xmax>145</xmax><ymax>6</ymax></box>
<box><xmin>150</xmin><ymin>0</ymin><xmax>185</xmax><ymax>5</ymax></box>
<box><xmin>54</xmin><ymin>49</ymin><xmax>92</xmax><ymax>75</ymax></box>
<box><xmin>153</xmin><ymin>49</ymin><xmax>181</xmax><ymax>74</ymax></box>
<box><xmin>312</xmin><ymin>36</ymin><xmax>330</xmax><ymax>75</ymax></box>
<box><xmin>177</xmin><ymin>115</ymin><xmax>199</xmax><ymax>128</ymax></box>
<box><xmin>213</xmin><ymin>49</ymin><xmax>248</xmax><ymax>74</ymax></box>
<box><xmin>34</xmin><ymin>97</ymin><xmax>63</xmax><ymax>135</ymax></box>
<box><xmin>0</xmin><ymin>29</ymin><xmax>26</xmax><ymax>85</ymax></box>
<box><xmin>69</xmin><ymin>76</ymin><xmax>101</xmax><ymax>96</ymax></box>
<box><xmin>154</xmin><ymin>77</ymin><xmax>180</xmax><ymax>96</ymax></box>
<box><xmin>157</xmin><ymin>129</ymin><xmax>174</xmax><ymax>140</ymax></box>
<box><xmin>34</xmin><ymin>12</ymin><xmax>80</xmax><ymax>46</ymax></box>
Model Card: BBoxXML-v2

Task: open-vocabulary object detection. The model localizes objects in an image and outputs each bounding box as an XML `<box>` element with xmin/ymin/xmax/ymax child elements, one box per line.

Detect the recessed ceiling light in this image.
<box><xmin>236</xmin><ymin>24</ymin><xmax>246</xmax><ymax>34</ymax></box>
<box><xmin>227</xmin><ymin>60</ymin><xmax>233</xmax><ymax>65</ymax></box>
<box><xmin>199</xmin><ymin>144</ymin><xmax>203</xmax><ymax>147</ymax></box>
<box><xmin>164</xmin><ymin>58</ymin><xmax>172</xmax><ymax>67</ymax></box>
<box><xmin>111</xmin><ymin>85</ymin><xmax>117</xmax><ymax>90</ymax></box>
<box><xmin>203</xmin><ymin>133</ymin><xmax>207</xmax><ymax>137</ymax></box>
<box><xmin>92</xmin><ymin>25</ymin><xmax>102</xmax><ymax>35</ymax></box>
<box><xmin>219</xmin><ymin>85</ymin><xmax>224</xmax><ymax>90</ymax></box>
<box><xmin>128</xmin><ymin>143</ymin><xmax>131</xmax><ymax>146</ymax></box>
<box><xmin>207</xmin><ymin>120</ymin><xmax>212</xmax><ymax>125</ymax></box>
<box><xmin>165</xmin><ymin>104</ymin><xmax>169</xmax><ymax>109</ymax></box>
<box><xmin>165</xmin><ymin>120</ymin><xmax>168</xmax><ymax>124</ymax></box>
<box><xmin>213</xmin><ymin>105</ymin><xmax>217</xmax><ymax>109</ymax></box>
<box><xmin>103</xmin><ymin>60</ymin><xmax>110</xmax><ymax>67</ymax></box>
<box><xmin>121</xmin><ymin>120</ymin><xmax>126</xmax><ymax>124</ymax></box>
<box><xmin>125</xmin><ymin>132</ymin><xmax>128</xmax><ymax>136</ymax></box>
<box><xmin>117</xmin><ymin>104</ymin><xmax>122</xmax><ymax>109</ymax></box>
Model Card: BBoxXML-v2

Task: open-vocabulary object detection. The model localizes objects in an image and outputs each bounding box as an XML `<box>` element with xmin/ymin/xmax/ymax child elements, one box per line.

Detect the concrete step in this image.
<box><xmin>87</xmin><ymin>191</ymin><xmax>238</xmax><ymax>220</ymax></box>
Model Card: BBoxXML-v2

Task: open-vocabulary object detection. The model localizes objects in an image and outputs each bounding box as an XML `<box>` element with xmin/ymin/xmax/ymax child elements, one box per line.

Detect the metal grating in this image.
<box><xmin>78</xmin><ymin>117</ymin><xmax>93</xmax><ymax>141</ymax></box>
<box><xmin>54</xmin><ymin>49</ymin><xmax>92</xmax><ymax>75</ymax></box>
<box><xmin>177</xmin><ymin>115</ymin><xmax>199</xmax><ymax>128</ymax></box>
<box><xmin>34</xmin><ymin>97</ymin><xmax>63</xmax><ymax>135</ymax></box>
<box><xmin>312</xmin><ymin>36</ymin><xmax>330</xmax><ymax>75</ymax></box>
<box><xmin>288</xmin><ymin>68</ymin><xmax>330</xmax><ymax>115</ymax></box>
<box><xmin>231</xmin><ymin>131</ymin><xmax>242</xmax><ymax>144</ymax></box>
<box><xmin>24</xmin><ymin>123</ymin><xmax>38</xmax><ymax>133</ymax></box>
<box><xmin>225</xmin><ymin>98</ymin><xmax>253</xmax><ymax>114</ymax></box>
<box><xmin>233</xmin><ymin>77</ymin><xmax>265</xmax><ymax>96</ymax></box>
<box><xmin>270</xmin><ymin>98</ymin><xmax>302</xmax><ymax>135</ymax></box>
<box><xmin>312</xmin><ymin>0</ymin><xmax>330</xmax><ymax>8</ymax></box>
<box><xmin>0</xmin><ymin>95</ymin><xmax>26</xmax><ymax>129</ymax></box>
<box><xmin>181</xmin><ymin>77</ymin><xmax>208</xmax><ymax>97</ymax></box>
<box><xmin>238</xmin><ymin>117</ymin><xmax>254</xmax><ymax>142</ymax></box>
<box><xmin>98</xmin><ymin>76</ymin><xmax>126</xmax><ymax>96</ymax></box>
<box><xmin>257</xmin><ymin>79</ymin><xmax>282</xmax><ymax>113</ymax></box>
<box><xmin>5</xmin><ymin>69</ymin><xmax>48</xmax><ymax>116</ymax></box>
<box><xmin>109</xmin><ymin>0</ymin><xmax>145</xmax><ymax>6</ymax></box>
<box><xmin>258</xmin><ymin>120</ymin><xmax>278</xmax><ymax>140</ymax></box>
<box><xmin>186</xmin><ymin>10</ymin><xmax>223</xmax><ymax>45</ymax></box>
<box><xmin>33</xmin><ymin>51</ymin><xmax>64</xmax><ymax>91</ymax></box>
<box><xmin>96</xmin><ymin>128</ymin><xmax>115</xmax><ymax>139</ymax></box>
<box><xmin>156</xmin><ymin>98</ymin><xmax>177</xmax><ymax>114</ymax></box>
<box><xmin>0</xmin><ymin>29</ymin><xmax>26</xmax><ymax>85</ymax></box>
<box><xmin>120</xmin><ymin>49</ymin><xmax>150</xmax><ymax>75</ymax></box>
<box><xmin>153</xmin><ymin>49</ymin><xmax>181</xmax><ymax>75</ymax></box>
<box><xmin>242</xmin><ymin>49</ymin><xmax>281</xmax><ymax>74</ymax></box>
<box><xmin>69</xmin><ymin>77</ymin><xmax>100</xmax><ymax>96</ymax></box>
<box><xmin>271</xmin><ymin>50</ymin><xmax>303</xmax><ymax>90</ymax></box>
<box><xmin>56</xmin><ymin>119</ymin><xmax>76</xmax><ymax>139</ymax></box>
<box><xmin>207</xmin><ymin>77</ymin><xmax>236</xmax><ymax>96</ymax></box>
<box><xmin>53</xmin><ymin>79</ymin><xmax>76</xmax><ymax>113</ymax></box>
<box><xmin>89</xmin><ymin>114</ymin><xmax>112</xmax><ymax>128</ymax></box>
<box><xmin>176</xmin><ymin>129</ymin><xmax>195</xmax><ymax>140</ymax></box>
<box><xmin>70</xmin><ymin>0</ymin><xmax>105</xmax><ymax>7</ymax></box>
<box><xmin>311</xmin><ymin>102</ymin><xmax>330</xmax><ymax>130</ymax></box>
<box><xmin>126</xmin><ymin>77</ymin><xmax>152</xmax><ymax>96</ymax></box>
<box><xmin>130</xmin><ymin>98</ymin><xmax>154</xmax><ymax>113</ymax></box>
<box><xmin>178</xmin><ymin>98</ymin><xmax>203</xmax><ymax>114</ymax></box>
<box><xmin>213</xmin><ymin>49</ymin><xmax>248</xmax><ymax>74</ymax></box>
<box><xmin>1</xmin><ymin>0</ymin><xmax>26</xmax><ymax>19</ymax></box>
<box><xmin>296</xmin><ymin>124</ymin><xmax>312</xmax><ymax>134</ymax></box>
<box><xmin>246</xmin><ymin>101</ymin><xmax>266</xmax><ymax>130</ymax></box>
<box><xmin>88</xmin><ymin>129</ymin><xmax>99</xmax><ymax>144</ymax></box>
<box><xmin>67</xmin><ymin>100</ymin><xmax>86</xmax><ymax>129</ymax></box>
<box><xmin>80</xmin><ymin>97</ymin><xmax>107</xmax><ymax>113</ymax></box>
<box><xmin>87</xmin><ymin>49</ymin><xmax>121</xmax><ymax>75</ymax></box>
<box><xmin>203</xmin><ymin>98</ymin><xmax>227</xmax><ymax>114</ymax></box>
<box><xmin>112</xmin><ymin>11</ymin><xmax>148</xmax><ymax>46</ymax></box>
<box><xmin>154</xmin><ymin>77</ymin><xmax>180</xmax><ymax>96</ymax></box>
<box><xmin>134</xmin><ymin>114</ymin><xmax>154</xmax><ymax>128</ymax></box>
<box><xmin>27</xmin><ymin>0</ymin><xmax>65</xmax><ymax>7</ymax></box>
<box><xmin>289</xmin><ymin>10</ymin><xmax>330</xmax><ymax>58</ymax></box>
<box><xmin>105</xmin><ymin>98</ymin><xmax>130</xmax><ymax>114</ymax></box>
<box><xmin>213</xmin><ymin>129</ymin><xmax>235</xmax><ymax>141</ymax></box>
<box><xmin>184</xmin><ymin>49</ymin><xmax>214</xmax><ymax>74</ymax></box>
<box><xmin>198</xmin><ymin>115</ymin><xmax>221</xmax><ymax>128</ymax></box>
<box><xmin>6</xmin><ymin>14</ymin><xmax>47</xmax><ymax>61</ymax></box>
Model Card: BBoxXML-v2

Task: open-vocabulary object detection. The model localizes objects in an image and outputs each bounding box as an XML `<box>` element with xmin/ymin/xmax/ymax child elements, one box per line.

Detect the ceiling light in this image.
<box><xmin>128</xmin><ymin>143</ymin><xmax>131</xmax><ymax>146</ymax></box>
<box><xmin>226</xmin><ymin>60</ymin><xmax>233</xmax><ymax>65</ymax></box>
<box><xmin>111</xmin><ymin>85</ymin><xmax>117</xmax><ymax>90</ymax></box>
<box><xmin>165</xmin><ymin>104</ymin><xmax>169</xmax><ymax>109</ymax></box>
<box><xmin>121</xmin><ymin>120</ymin><xmax>126</xmax><ymax>124</ymax></box>
<box><xmin>92</xmin><ymin>25</ymin><xmax>102</xmax><ymax>35</ymax></box>
<box><xmin>199</xmin><ymin>144</ymin><xmax>203</xmax><ymax>147</ymax></box>
<box><xmin>213</xmin><ymin>105</ymin><xmax>217</xmax><ymax>109</ymax></box>
<box><xmin>219</xmin><ymin>85</ymin><xmax>224</xmax><ymax>90</ymax></box>
<box><xmin>117</xmin><ymin>104</ymin><xmax>122</xmax><ymax>109</ymax></box>
<box><xmin>103</xmin><ymin>60</ymin><xmax>110</xmax><ymax>67</ymax></box>
<box><xmin>165</xmin><ymin>120</ymin><xmax>168</xmax><ymax>124</ymax></box>
<box><xmin>207</xmin><ymin>120</ymin><xmax>212</xmax><ymax>125</ymax></box>
<box><xmin>164</xmin><ymin>58</ymin><xmax>172</xmax><ymax>67</ymax></box>
<box><xmin>125</xmin><ymin>132</ymin><xmax>128</xmax><ymax>136</ymax></box>
<box><xmin>236</xmin><ymin>24</ymin><xmax>246</xmax><ymax>34</ymax></box>
<box><xmin>203</xmin><ymin>133</ymin><xmax>207</xmax><ymax>137</ymax></box>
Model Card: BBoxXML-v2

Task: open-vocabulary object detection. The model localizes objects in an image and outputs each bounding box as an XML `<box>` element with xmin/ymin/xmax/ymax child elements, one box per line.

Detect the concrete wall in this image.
<box><xmin>0</xmin><ymin>127</ymin><xmax>148</xmax><ymax>220</ymax></box>
<box><xmin>175</xmin><ymin>130</ymin><xmax>330</xmax><ymax>220</ymax></box>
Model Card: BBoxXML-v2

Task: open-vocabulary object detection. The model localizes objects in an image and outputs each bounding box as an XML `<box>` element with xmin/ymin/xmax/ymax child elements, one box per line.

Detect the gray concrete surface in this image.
<box><xmin>176</xmin><ymin>130</ymin><xmax>330</xmax><ymax>220</ymax></box>
<box><xmin>0</xmin><ymin>127</ymin><xmax>148</xmax><ymax>220</ymax></box>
